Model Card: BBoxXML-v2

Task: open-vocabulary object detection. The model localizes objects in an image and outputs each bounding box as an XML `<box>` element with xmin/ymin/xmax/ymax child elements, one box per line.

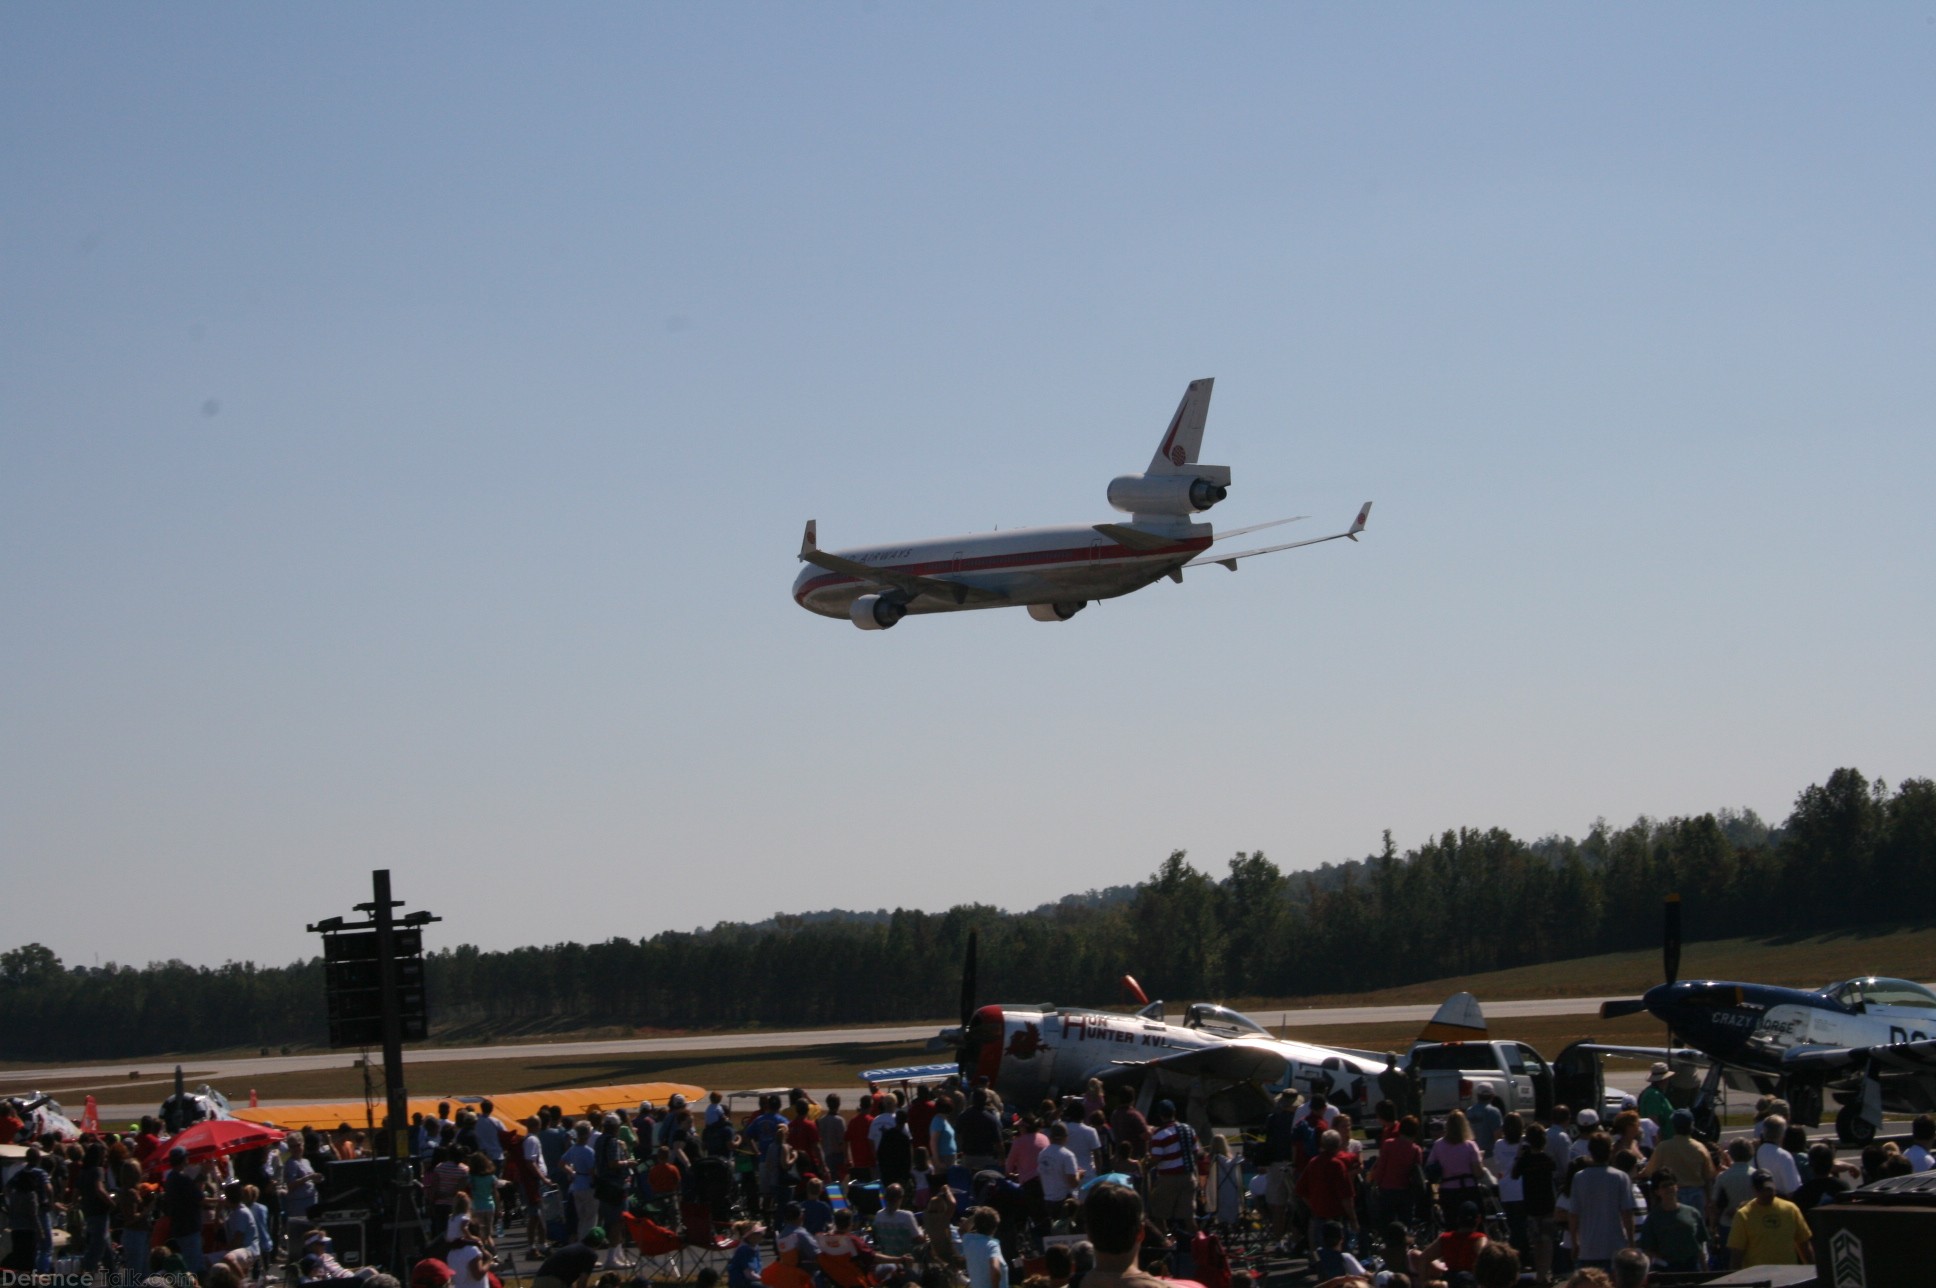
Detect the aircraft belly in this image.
<box><xmin>1002</xmin><ymin>559</ymin><xmax>1177</xmax><ymax>604</ymax></box>
<box><xmin>800</xmin><ymin>558</ymin><xmax>1179</xmax><ymax>618</ymax></box>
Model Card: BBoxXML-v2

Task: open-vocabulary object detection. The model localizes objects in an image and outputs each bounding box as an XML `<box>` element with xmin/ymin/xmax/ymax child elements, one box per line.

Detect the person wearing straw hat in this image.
<box><xmin>1638</xmin><ymin>1062</ymin><xmax>1677</xmax><ymax>1139</ymax></box>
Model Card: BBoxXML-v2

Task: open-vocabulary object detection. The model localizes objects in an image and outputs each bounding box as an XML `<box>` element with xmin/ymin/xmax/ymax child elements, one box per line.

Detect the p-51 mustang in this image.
<box><xmin>863</xmin><ymin>936</ymin><xmax>1482</xmax><ymax>1126</ymax></box>
<box><xmin>793</xmin><ymin>377</ymin><xmax>1371</xmax><ymax>629</ymax></box>
<box><xmin>1597</xmin><ymin>975</ymin><xmax>1936</xmax><ymax>1143</ymax></box>
<box><xmin>1582</xmin><ymin>896</ymin><xmax>1936</xmax><ymax>1142</ymax></box>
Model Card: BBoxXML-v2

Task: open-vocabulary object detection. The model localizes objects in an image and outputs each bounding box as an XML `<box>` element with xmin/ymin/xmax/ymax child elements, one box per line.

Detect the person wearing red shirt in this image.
<box><xmin>845</xmin><ymin>1099</ymin><xmax>878</xmax><ymax>1183</ymax></box>
<box><xmin>904</xmin><ymin>1089</ymin><xmax>939</xmax><ymax>1155</ymax></box>
<box><xmin>1369</xmin><ymin>1116</ymin><xmax>1423</xmax><ymax>1229</ymax></box>
<box><xmin>1294</xmin><ymin>1130</ymin><xmax>1357</xmax><ymax>1254</ymax></box>
<box><xmin>1108</xmin><ymin>1095</ymin><xmax>1149</xmax><ymax>1161</ymax></box>
<box><xmin>788</xmin><ymin>1102</ymin><xmax>824</xmax><ymax>1180</ymax></box>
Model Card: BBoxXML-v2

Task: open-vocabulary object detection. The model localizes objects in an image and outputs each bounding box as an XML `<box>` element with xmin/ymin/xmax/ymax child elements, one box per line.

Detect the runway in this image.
<box><xmin>0</xmin><ymin>992</ymin><xmax>1638</xmax><ymax>1091</ymax></box>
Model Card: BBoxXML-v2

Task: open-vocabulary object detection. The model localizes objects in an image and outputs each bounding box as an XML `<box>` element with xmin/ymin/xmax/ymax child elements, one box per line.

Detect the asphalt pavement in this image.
<box><xmin>3</xmin><ymin>993</ymin><xmax>1655</xmax><ymax>1091</ymax></box>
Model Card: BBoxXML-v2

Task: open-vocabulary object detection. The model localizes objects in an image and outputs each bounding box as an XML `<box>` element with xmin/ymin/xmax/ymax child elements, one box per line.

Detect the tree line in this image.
<box><xmin>4</xmin><ymin>767</ymin><xmax>1933</xmax><ymax>1062</ymax></box>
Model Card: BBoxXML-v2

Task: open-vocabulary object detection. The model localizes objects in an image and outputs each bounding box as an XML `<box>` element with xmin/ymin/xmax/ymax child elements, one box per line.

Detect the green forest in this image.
<box><xmin>5</xmin><ymin>767</ymin><xmax>1933</xmax><ymax>1061</ymax></box>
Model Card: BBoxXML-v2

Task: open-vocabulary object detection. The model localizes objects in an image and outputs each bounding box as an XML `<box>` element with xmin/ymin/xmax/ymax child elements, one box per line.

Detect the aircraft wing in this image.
<box><xmin>1560</xmin><ymin>1044</ymin><xmax>1712</xmax><ymax>1065</ymax></box>
<box><xmin>1781</xmin><ymin>1037</ymin><xmax>1936</xmax><ymax>1078</ymax></box>
<box><xmin>799</xmin><ymin>521</ymin><xmax>1005</xmax><ymax>605</ymax></box>
<box><xmin>858</xmin><ymin>1062</ymin><xmax>961</xmax><ymax>1084</ymax></box>
<box><xmin>1211</xmin><ymin>516</ymin><xmax>1307</xmax><ymax>542</ymax></box>
<box><xmin>1186</xmin><ymin>503</ymin><xmax>1371</xmax><ymax>570</ymax></box>
<box><xmin>1114</xmin><ymin>1037</ymin><xmax>1298</xmax><ymax>1086</ymax></box>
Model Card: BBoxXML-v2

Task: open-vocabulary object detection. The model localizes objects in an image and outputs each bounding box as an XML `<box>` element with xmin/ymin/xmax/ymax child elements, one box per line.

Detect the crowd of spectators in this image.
<box><xmin>6</xmin><ymin>1072</ymin><xmax>1933</xmax><ymax>1288</ymax></box>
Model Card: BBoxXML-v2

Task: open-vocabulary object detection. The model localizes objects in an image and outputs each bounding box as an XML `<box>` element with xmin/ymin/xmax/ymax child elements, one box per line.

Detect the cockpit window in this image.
<box><xmin>1184</xmin><ymin>1003</ymin><xmax>1270</xmax><ymax>1035</ymax></box>
<box><xmin>1864</xmin><ymin>978</ymin><xmax>1936</xmax><ymax>1009</ymax></box>
<box><xmin>1824</xmin><ymin>977</ymin><xmax>1936</xmax><ymax>1009</ymax></box>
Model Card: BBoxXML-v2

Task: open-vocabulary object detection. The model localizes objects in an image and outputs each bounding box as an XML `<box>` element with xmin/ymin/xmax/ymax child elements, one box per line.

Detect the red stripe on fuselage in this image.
<box><xmin>793</xmin><ymin>535</ymin><xmax>1211</xmax><ymax>603</ymax></box>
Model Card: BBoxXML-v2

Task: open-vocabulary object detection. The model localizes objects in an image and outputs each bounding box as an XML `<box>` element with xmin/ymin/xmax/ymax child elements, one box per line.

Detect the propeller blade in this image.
<box><xmin>959</xmin><ymin>929</ymin><xmax>979</xmax><ymax>1031</ymax></box>
<box><xmin>1122</xmin><ymin>974</ymin><xmax>1149</xmax><ymax>1007</ymax></box>
<box><xmin>1664</xmin><ymin>894</ymin><xmax>1682</xmax><ymax>987</ymax></box>
<box><xmin>1600</xmin><ymin>999</ymin><xmax>1649</xmax><ymax>1019</ymax></box>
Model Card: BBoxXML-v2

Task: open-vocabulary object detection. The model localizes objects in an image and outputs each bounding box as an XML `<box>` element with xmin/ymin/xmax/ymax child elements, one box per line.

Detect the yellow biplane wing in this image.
<box><xmin>248</xmin><ymin>1081</ymin><xmax>707</xmax><ymax>1132</ymax></box>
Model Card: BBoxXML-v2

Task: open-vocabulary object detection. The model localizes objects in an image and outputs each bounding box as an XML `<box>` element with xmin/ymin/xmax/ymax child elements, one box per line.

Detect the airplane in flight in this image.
<box><xmin>860</xmin><ymin>935</ymin><xmax>1478</xmax><ymax>1127</ymax></box>
<box><xmin>1589</xmin><ymin>898</ymin><xmax>1936</xmax><ymax>1142</ymax></box>
<box><xmin>793</xmin><ymin>377</ymin><xmax>1371</xmax><ymax>629</ymax></box>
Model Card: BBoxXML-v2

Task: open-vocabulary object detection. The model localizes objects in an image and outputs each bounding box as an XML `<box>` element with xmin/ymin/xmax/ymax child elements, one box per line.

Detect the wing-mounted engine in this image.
<box><xmin>1027</xmin><ymin>601</ymin><xmax>1087</xmax><ymax>622</ymax></box>
<box><xmin>1106</xmin><ymin>465</ymin><xmax>1230</xmax><ymax>518</ymax></box>
<box><xmin>849</xmin><ymin>594</ymin><xmax>906</xmax><ymax>630</ymax></box>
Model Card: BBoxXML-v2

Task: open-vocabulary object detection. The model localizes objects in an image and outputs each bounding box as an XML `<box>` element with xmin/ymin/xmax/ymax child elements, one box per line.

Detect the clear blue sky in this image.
<box><xmin>5</xmin><ymin>5</ymin><xmax>1932</xmax><ymax>970</ymax></box>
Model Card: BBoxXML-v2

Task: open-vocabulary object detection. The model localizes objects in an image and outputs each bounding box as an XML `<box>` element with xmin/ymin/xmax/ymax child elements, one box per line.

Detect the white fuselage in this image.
<box><xmin>792</xmin><ymin>522</ymin><xmax>1212</xmax><ymax>618</ymax></box>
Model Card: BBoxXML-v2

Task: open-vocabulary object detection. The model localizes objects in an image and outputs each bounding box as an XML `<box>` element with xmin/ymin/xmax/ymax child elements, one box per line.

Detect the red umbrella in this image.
<box><xmin>146</xmin><ymin>1119</ymin><xmax>289</xmax><ymax>1173</ymax></box>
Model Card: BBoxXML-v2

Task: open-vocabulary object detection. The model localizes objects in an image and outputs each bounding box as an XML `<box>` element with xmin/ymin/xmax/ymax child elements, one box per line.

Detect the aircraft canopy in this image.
<box><xmin>1823</xmin><ymin>977</ymin><xmax>1936</xmax><ymax>1010</ymax></box>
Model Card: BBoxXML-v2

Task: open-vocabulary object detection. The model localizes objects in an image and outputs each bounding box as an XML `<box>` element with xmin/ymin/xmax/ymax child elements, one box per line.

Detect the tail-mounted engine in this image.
<box><xmin>1106</xmin><ymin>464</ymin><xmax>1230</xmax><ymax>516</ymax></box>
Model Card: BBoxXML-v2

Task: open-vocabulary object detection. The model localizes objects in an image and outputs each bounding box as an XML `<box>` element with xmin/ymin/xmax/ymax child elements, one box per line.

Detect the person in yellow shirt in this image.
<box><xmin>1727</xmin><ymin>1169</ymin><xmax>1813</xmax><ymax>1268</ymax></box>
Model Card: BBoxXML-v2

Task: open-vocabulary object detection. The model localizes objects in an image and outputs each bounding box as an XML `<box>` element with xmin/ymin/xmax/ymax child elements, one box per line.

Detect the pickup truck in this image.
<box><xmin>1408</xmin><ymin>1039</ymin><xmax>1556</xmax><ymax>1121</ymax></box>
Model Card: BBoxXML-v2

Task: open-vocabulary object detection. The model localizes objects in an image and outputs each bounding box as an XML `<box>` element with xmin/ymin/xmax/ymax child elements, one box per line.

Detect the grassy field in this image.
<box><xmin>1237</xmin><ymin>925</ymin><xmax>1936</xmax><ymax>1012</ymax></box>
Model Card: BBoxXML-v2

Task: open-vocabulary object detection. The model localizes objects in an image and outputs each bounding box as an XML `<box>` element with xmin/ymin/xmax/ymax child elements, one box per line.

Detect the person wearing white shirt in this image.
<box><xmin>1492</xmin><ymin>1114</ymin><xmax>1526</xmax><ymax>1250</ymax></box>
<box><xmin>519</xmin><ymin>1116</ymin><xmax>552</xmax><ymax>1254</ymax></box>
<box><xmin>1753</xmin><ymin>1117</ymin><xmax>1803</xmax><ymax>1197</ymax></box>
<box><xmin>446</xmin><ymin>1239</ymin><xmax>486</xmax><ymax>1281</ymax></box>
<box><xmin>1038</xmin><ymin>1125</ymin><xmax>1082</xmax><ymax>1205</ymax></box>
<box><xmin>1570</xmin><ymin>1110</ymin><xmax>1600</xmax><ymax>1161</ymax></box>
<box><xmin>1905</xmin><ymin>1114</ymin><xmax>1935</xmax><ymax>1171</ymax></box>
<box><xmin>1291</xmin><ymin>1099</ymin><xmax>1339</xmax><ymax>1132</ymax></box>
<box><xmin>1062</xmin><ymin>1114</ymin><xmax>1103</xmax><ymax>1176</ymax></box>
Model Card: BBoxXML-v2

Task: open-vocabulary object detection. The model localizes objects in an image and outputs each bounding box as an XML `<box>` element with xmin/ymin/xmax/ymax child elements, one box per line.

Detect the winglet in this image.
<box><xmin>1346</xmin><ymin>502</ymin><xmax>1372</xmax><ymax>542</ymax></box>
<box><xmin>799</xmin><ymin>519</ymin><xmax>818</xmax><ymax>560</ymax></box>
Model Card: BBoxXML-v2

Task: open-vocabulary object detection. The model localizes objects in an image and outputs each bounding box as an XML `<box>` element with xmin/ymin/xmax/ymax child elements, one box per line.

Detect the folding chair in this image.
<box><xmin>621</xmin><ymin>1212</ymin><xmax>688</xmax><ymax>1282</ymax></box>
<box><xmin>679</xmin><ymin>1203</ymin><xmax>739</xmax><ymax>1280</ymax></box>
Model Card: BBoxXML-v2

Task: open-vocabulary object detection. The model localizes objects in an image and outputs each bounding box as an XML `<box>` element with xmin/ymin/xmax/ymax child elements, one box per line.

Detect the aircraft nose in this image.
<box><xmin>1642</xmin><ymin>980</ymin><xmax>1683</xmax><ymax>1021</ymax></box>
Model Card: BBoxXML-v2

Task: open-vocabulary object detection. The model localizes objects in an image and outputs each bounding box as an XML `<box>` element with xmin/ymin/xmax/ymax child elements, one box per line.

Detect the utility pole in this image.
<box><xmin>307</xmin><ymin>870</ymin><xmax>439</xmax><ymax>1158</ymax></box>
<box><xmin>308</xmin><ymin>871</ymin><xmax>439</xmax><ymax>1271</ymax></box>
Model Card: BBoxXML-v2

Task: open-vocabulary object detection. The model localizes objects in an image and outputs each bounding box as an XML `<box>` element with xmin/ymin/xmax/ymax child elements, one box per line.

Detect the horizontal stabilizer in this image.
<box><xmin>1418</xmin><ymin>991</ymin><xmax>1487</xmax><ymax>1043</ymax></box>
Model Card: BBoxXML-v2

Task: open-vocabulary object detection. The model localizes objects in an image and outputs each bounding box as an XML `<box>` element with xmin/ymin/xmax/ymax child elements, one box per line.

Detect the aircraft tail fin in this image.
<box><xmin>1418</xmin><ymin>991</ymin><xmax>1487</xmax><ymax>1042</ymax></box>
<box><xmin>1147</xmin><ymin>378</ymin><xmax>1214</xmax><ymax>474</ymax></box>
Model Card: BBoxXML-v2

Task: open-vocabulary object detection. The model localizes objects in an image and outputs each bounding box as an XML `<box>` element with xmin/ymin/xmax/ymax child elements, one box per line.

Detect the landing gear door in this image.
<box><xmin>1552</xmin><ymin>1042</ymin><xmax>1604</xmax><ymax>1120</ymax></box>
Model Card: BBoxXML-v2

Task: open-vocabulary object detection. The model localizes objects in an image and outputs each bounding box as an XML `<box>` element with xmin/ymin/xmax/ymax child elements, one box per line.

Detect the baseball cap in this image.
<box><xmin>583</xmin><ymin>1226</ymin><xmax>609</xmax><ymax>1249</ymax></box>
<box><xmin>169</xmin><ymin>1145</ymin><xmax>188</xmax><ymax>1161</ymax></box>
<box><xmin>1576</xmin><ymin>1109</ymin><xmax>1600</xmax><ymax>1127</ymax></box>
<box><xmin>1750</xmin><ymin>1169</ymin><xmax>1775</xmax><ymax>1189</ymax></box>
